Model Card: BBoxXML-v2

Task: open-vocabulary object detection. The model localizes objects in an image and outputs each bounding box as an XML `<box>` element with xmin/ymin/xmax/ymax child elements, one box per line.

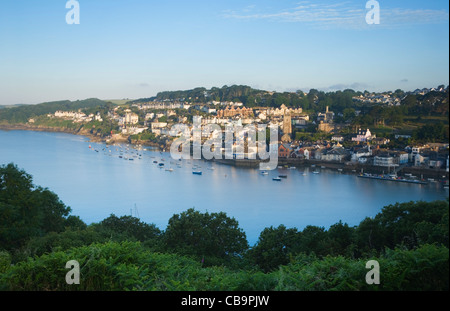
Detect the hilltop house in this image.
<box><xmin>217</xmin><ymin>106</ymin><xmax>253</xmax><ymax>118</ymax></box>
<box><xmin>332</xmin><ymin>135</ymin><xmax>344</xmax><ymax>142</ymax></box>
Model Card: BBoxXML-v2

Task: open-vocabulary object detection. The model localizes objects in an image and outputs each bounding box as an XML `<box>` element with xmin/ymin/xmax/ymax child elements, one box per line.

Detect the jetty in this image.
<box><xmin>357</xmin><ymin>173</ymin><xmax>428</xmax><ymax>185</ymax></box>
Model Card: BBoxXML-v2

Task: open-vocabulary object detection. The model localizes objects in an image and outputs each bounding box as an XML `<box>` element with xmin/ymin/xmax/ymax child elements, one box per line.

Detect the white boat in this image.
<box><xmin>261</xmin><ymin>171</ymin><xmax>269</xmax><ymax>175</ymax></box>
<box><xmin>312</xmin><ymin>171</ymin><xmax>320</xmax><ymax>174</ymax></box>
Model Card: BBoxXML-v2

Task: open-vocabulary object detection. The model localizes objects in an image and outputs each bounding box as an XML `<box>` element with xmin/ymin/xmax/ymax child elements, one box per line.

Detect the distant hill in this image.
<box><xmin>103</xmin><ymin>99</ymin><xmax>133</xmax><ymax>105</ymax></box>
<box><xmin>0</xmin><ymin>104</ymin><xmax>28</xmax><ymax>109</ymax></box>
<box><xmin>0</xmin><ymin>98</ymin><xmax>108</xmax><ymax>124</ymax></box>
<box><xmin>131</xmin><ymin>85</ymin><xmax>269</xmax><ymax>106</ymax></box>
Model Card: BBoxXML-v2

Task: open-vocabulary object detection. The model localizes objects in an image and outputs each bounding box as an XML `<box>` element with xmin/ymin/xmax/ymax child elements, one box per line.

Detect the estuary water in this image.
<box><xmin>1</xmin><ymin>130</ymin><xmax>448</xmax><ymax>245</ymax></box>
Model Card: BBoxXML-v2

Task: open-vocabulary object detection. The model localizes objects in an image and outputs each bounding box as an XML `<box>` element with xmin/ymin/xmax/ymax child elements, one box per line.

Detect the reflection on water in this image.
<box><xmin>1</xmin><ymin>130</ymin><xmax>448</xmax><ymax>245</ymax></box>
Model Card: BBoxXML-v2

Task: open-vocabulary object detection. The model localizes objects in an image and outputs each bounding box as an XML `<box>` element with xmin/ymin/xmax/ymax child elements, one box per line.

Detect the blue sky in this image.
<box><xmin>0</xmin><ymin>0</ymin><xmax>448</xmax><ymax>105</ymax></box>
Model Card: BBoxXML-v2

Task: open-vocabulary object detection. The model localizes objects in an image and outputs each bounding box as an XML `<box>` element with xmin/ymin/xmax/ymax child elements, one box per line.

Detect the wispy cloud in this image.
<box><xmin>223</xmin><ymin>1</ymin><xmax>449</xmax><ymax>29</ymax></box>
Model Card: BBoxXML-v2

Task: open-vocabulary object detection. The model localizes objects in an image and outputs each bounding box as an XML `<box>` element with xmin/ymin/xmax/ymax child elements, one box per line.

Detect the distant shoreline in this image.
<box><xmin>0</xmin><ymin>122</ymin><xmax>133</xmax><ymax>146</ymax></box>
<box><xmin>0</xmin><ymin>122</ymin><xmax>167</xmax><ymax>152</ymax></box>
<box><xmin>1</xmin><ymin>123</ymin><xmax>448</xmax><ymax>181</ymax></box>
<box><xmin>0</xmin><ymin>122</ymin><xmax>102</xmax><ymax>141</ymax></box>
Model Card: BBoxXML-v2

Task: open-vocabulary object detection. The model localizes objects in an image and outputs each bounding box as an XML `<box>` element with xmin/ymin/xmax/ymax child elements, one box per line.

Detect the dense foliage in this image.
<box><xmin>164</xmin><ymin>208</ymin><xmax>249</xmax><ymax>266</ymax></box>
<box><xmin>0</xmin><ymin>241</ymin><xmax>447</xmax><ymax>291</ymax></box>
<box><xmin>0</xmin><ymin>164</ymin><xmax>72</xmax><ymax>251</ymax></box>
<box><xmin>0</xmin><ymin>163</ymin><xmax>448</xmax><ymax>291</ymax></box>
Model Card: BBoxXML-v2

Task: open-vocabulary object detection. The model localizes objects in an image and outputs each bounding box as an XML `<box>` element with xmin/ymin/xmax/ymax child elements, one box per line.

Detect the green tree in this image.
<box><xmin>249</xmin><ymin>225</ymin><xmax>300</xmax><ymax>272</ymax></box>
<box><xmin>297</xmin><ymin>226</ymin><xmax>329</xmax><ymax>257</ymax></box>
<box><xmin>343</xmin><ymin>108</ymin><xmax>356</xmax><ymax>121</ymax></box>
<box><xmin>375</xmin><ymin>200</ymin><xmax>449</xmax><ymax>249</ymax></box>
<box><xmin>327</xmin><ymin>221</ymin><xmax>356</xmax><ymax>257</ymax></box>
<box><xmin>164</xmin><ymin>208</ymin><xmax>249</xmax><ymax>266</ymax></box>
<box><xmin>98</xmin><ymin>214</ymin><xmax>161</xmax><ymax>244</ymax></box>
<box><xmin>0</xmin><ymin>163</ymin><xmax>71</xmax><ymax>251</ymax></box>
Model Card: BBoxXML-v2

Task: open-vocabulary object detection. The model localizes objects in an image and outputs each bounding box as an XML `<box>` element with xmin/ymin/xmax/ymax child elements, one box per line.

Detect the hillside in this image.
<box><xmin>0</xmin><ymin>98</ymin><xmax>109</xmax><ymax>124</ymax></box>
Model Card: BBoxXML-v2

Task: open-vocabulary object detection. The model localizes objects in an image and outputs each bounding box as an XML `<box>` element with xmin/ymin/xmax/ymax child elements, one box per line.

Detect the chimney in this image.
<box><xmin>326</xmin><ymin>106</ymin><xmax>329</xmax><ymax>113</ymax></box>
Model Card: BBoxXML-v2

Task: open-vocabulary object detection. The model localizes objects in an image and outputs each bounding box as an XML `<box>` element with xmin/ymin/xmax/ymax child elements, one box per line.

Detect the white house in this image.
<box><xmin>352</xmin><ymin>128</ymin><xmax>374</xmax><ymax>142</ymax></box>
<box><xmin>373</xmin><ymin>154</ymin><xmax>398</xmax><ymax>167</ymax></box>
<box><xmin>332</xmin><ymin>135</ymin><xmax>344</xmax><ymax>142</ymax></box>
<box><xmin>151</xmin><ymin>122</ymin><xmax>168</xmax><ymax>130</ymax></box>
<box><xmin>125</xmin><ymin>112</ymin><xmax>139</xmax><ymax>125</ymax></box>
<box><xmin>351</xmin><ymin>146</ymin><xmax>372</xmax><ymax>162</ymax></box>
<box><xmin>321</xmin><ymin>147</ymin><xmax>349</xmax><ymax>162</ymax></box>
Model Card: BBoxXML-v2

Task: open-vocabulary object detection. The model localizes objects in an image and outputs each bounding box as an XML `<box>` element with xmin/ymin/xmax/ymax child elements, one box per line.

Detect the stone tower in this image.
<box><xmin>281</xmin><ymin>106</ymin><xmax>292</xmax><ymax>143</ymax></box>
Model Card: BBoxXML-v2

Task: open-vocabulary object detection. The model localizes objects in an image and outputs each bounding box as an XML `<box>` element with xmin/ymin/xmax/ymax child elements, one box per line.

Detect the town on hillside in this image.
<box><xmin>1</xmin><ymin>85</ymin><xmax>448</xmax><ymax>180</ymax></box>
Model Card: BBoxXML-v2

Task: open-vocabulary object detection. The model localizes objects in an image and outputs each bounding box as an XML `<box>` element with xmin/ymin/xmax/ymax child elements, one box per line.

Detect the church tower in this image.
<box><xmin>281</xmin><ymin>106</ymin><xmax>292</xmax><ymax>143</ymax></box>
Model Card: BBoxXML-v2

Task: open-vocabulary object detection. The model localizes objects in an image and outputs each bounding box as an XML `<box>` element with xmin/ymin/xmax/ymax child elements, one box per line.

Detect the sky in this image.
<box><xmin>0</xmin><ymin>0</ymin><xmax>448</xmax><ymax>105</ymax></box>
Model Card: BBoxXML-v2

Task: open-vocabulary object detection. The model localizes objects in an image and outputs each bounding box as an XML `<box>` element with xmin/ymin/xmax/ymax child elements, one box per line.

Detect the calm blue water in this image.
<box><xmin>1</xmin><ymin>130</ymin><xmax>448</xmax><ymax>245</ymax></box>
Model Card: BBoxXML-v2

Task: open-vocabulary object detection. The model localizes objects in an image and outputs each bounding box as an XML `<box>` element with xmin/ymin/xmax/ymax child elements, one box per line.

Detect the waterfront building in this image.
<box><xmin>278</xmin><ymin>144</ymin><xmax>293</xmax><ymax>158</ymax></box>
<box><xmin>351</xmin><ymin>146</ymin><xmax>372</xmax><ymax>162</ymax></box>
<box><xmin>373</xmin><ymin>154</ymin><xmax>398</xmax><ymax>167</ymax></box>
<box><xmin>321</xmin><ymin>147</ymin><xmax>349</xmax><ymax>162</ymax></box>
